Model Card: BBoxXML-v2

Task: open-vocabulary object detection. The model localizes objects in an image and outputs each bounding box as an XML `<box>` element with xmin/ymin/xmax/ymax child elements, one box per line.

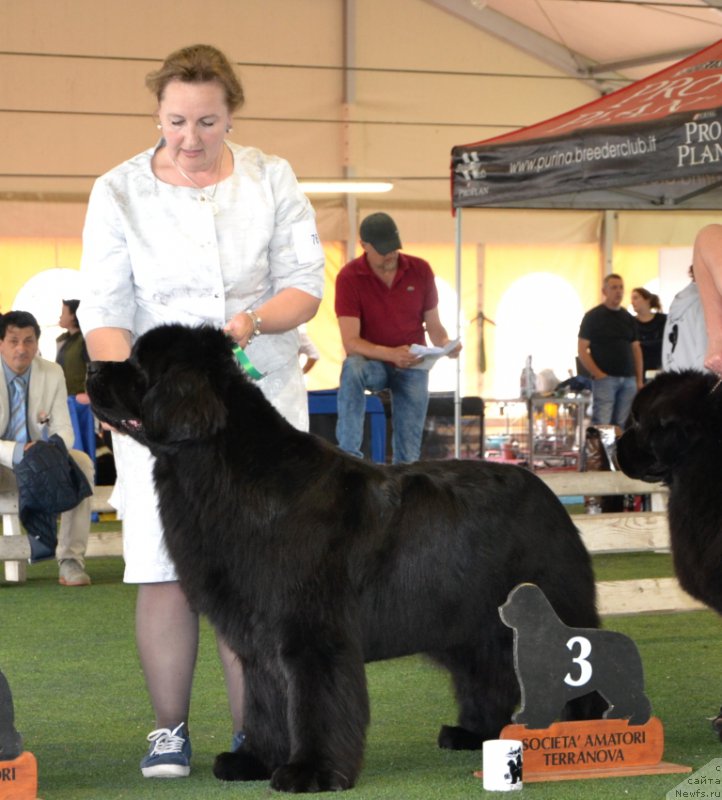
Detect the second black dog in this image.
<box><xmin>617</xmin><ymin>369</ymin><xmax>722</xmax><ymax>739</ymax></box>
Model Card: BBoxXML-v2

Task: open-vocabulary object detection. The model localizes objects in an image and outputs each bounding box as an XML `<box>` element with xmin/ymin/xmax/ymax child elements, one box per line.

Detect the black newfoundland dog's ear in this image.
<box><xmin>141</xmin><ymin>369</ymin><xmax>228</xmax><ymax>444</ymax></box>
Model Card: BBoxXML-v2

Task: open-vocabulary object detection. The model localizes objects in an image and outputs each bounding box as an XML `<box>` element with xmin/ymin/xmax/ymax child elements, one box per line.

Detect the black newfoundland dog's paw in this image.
<box><xmin>271</xmin><ymin>763</ymin><xmax>354</xmax><ymax>793</ymax></box>
<box><xmin>213</xmin><ymin>750</ymin><xmax>271</xmax><ymax>781</ymax></box>
<box><xmin>437</xmin><ymin>724</ymin><xmax>484</xmax><ymax>750</ymax></box>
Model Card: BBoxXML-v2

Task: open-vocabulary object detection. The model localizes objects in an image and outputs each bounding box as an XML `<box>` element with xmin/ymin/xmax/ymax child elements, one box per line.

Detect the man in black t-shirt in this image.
<box><xmin>578</xmin><ymin>274</ymin><xmax>643</xmax><ymax>427</ymax></box>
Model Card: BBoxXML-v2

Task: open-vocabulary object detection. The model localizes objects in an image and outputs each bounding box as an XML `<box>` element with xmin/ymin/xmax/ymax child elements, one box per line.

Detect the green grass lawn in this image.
<box><xmin>0</xmin><ymin>557</ymin><xmax>718</xmax><ymax>799</ymax></box>
<box><xmin>592</xmin><ymin>551</ymin><xmax>676</xmax><ymax>582</ymax></box>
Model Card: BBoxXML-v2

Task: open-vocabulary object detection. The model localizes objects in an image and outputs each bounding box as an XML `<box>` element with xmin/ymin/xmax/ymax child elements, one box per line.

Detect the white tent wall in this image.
<box><xmin>3</xmin><ymin>0</ymin><xmax>720</xmax><ymax>231</ymax></box>
<box><xmin>1</xmin><ymin>0</ymin><xmax>720</xmax><ymax>403</ymax></box>
<box><xmin>616</xmin><ymin>211</ymin><xmax>722</xmax><ymax>247</ymax></box>
<box><xmin>0</xmin><ymin>0</ymin><xmax>599</xmax><ymax>212</ymax></box>
<box><xmin>6</xmin><ymin>0</ymin><xmax>718</xmax><ymax>234</ymax></box>
<box><xmin>348</xmin><ymin>0</ymin><xmax>598</xmax><ymax>207</ymax></box>
<box><xmin>388</xmin><ymin>208</ymin><xmax>601</xmax><ymax>246</ymax></box>
<box><xmin>0</xmin><ymin>0</ymin><xmax>345</xmax><ymax>201</ymax></box>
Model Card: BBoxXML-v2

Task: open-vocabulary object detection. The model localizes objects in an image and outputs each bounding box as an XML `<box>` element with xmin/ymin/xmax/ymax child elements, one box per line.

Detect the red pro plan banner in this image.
<box><xmin>451</xmin><ymin>40</ymin><xmax>722</xmax><ymax>209</ymax></box>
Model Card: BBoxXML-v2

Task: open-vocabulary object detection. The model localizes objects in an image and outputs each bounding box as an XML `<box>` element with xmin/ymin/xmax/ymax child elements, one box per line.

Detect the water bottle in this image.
<box><xmin>520</xmin><ymin>355</ymin><xmax>535</xmax><ymax>399</ymax></box>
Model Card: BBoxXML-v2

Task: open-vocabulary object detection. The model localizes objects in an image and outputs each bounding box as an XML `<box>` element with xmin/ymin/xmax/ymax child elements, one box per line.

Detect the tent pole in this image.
<box><xmin>343</xmin><ymin>0</ymin><xmax>357</xmax><ymax>263</ymax></box>
<box><xmin>346</xmin><ymin>194</ymin><xmax>357</xmax><ymax>263</ymax></box>
<box><xmin>454</xmin><ymin>209</ymin><xmax>462</xmax><ymax>459</ymax></box>
<box><xmin>602</xmin><ymin>210</ymin><xmax>615</xmax><ymax>276</ymax></box>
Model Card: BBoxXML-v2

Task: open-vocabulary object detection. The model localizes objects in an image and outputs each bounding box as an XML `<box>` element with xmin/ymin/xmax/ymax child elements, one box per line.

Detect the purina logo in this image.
<box><xmin>667</xmin><ymin>759</ymin><xmax>722</xmax><ymax>798</ymax></box>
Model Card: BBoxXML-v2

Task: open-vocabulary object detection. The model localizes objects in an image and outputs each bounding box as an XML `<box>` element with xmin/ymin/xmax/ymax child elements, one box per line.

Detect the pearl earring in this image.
<box><xmin>226</xmin><ymin>127</ymin><xmax>233</xmax><ymax>133</ymax></box>
<box><xmin>156</xmin><ymin>123</ymin><xmax>162</xmax><ymax>130</ymax></box>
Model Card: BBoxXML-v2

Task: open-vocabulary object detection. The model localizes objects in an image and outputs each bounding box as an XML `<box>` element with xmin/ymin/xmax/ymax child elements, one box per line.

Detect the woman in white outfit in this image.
<box><xmin>78</xmin><ymin>44</ymin><xmax>324</xmax><ymax>778</ymax></box>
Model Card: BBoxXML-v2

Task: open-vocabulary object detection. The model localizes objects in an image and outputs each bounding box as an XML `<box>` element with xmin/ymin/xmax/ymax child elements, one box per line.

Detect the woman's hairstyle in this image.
<box><xmin>62</xmin><ymin>299</ymin><xmax>80</xmax><ymax>327</ymax></box>
<box><xmin>145</xmin><ymin>44</ymin><xmax>245</xmax><ymax>112</ymax></box>
<box><xmin>145</xmin><ymin>44</ymin><xmax>245</xmax><ymax>113</ymax></box>
<box><xmin>632</xmin><ymin>287</ymin><xmax>662</xmax><ymax>312</ymax></box>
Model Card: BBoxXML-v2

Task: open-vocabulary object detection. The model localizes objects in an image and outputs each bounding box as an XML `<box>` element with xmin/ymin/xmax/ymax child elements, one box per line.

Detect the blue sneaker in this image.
<box><xmin>140</xmin><ymin>722</ymin><xmax>191</xmax><ymax>778</ymax></box>
<box><xmin>231</xmin><ymin>730</ymin><xmax>246</xmax><ymax>751</ymax></box>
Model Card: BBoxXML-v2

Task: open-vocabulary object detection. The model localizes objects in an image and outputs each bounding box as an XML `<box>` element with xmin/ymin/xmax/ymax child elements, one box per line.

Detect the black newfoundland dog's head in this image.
<box><xmin>616</xmin><ymin>369</ymin><xmax>721</xmax><ymax>484</ymax></box>
<box><xmin>87</xmin><ymin>324</ymin><xmax>241</xmax><ymax>448</ymax></box>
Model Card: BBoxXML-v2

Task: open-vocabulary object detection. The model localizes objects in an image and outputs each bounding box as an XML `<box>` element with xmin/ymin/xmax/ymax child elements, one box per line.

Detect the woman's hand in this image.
<box><xmin>704</xmin><ymin>340</ymin><xmax>722</xmax><ymax>376</ymax></box>
<box><xmin>224</xmin><ymin>290</ymin><xmax>321</xmax><ymax>349</ymax></box>
<box><xmin>224</xmin><ymin>311</ymin><xmax>256</xmax><ymax>349</ymax></box>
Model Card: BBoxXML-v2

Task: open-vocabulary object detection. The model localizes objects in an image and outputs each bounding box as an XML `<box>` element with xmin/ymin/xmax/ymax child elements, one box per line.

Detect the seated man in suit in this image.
<box><xmin>0</xmin><ymin>310</ymin><xmax>93</xmax><ymax>585</ymax></box>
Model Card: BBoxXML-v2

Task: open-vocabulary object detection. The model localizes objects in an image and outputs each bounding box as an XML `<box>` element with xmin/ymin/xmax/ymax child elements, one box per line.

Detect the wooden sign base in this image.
<box><xmin>0</xmin><ymin>751</ymin><xmax>38</xmax><ymax>799</ymax></box>
<box><xmin>474</xmin><ymin>717</ymin><xmax>691</xmax><ymax>783</ymax></box>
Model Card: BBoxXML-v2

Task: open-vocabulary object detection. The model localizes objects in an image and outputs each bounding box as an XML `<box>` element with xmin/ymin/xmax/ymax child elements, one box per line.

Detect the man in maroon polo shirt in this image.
<box><xmin>334</xmin><ymin>212</ymin><xmax>460</xmax><ymax>463</ymax></box>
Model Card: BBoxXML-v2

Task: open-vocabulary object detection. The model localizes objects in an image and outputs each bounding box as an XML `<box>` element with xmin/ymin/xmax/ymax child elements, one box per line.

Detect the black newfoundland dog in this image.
<box><xmin>616</xmin><ymin>369</ymin><xmax>722</xmax><ymax>738</ymax></box>
<box><xmin>87</xmin><ymin>324</ymin><xmax>600</xmax><ymax>793</ymax></box>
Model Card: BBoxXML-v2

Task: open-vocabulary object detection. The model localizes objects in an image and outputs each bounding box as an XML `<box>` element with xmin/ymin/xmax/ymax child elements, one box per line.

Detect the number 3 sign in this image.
<box><xmin>565</xmin><ymin>636</ymin><xmax>593</xmax><ymax>687</ymax></box>
<box><xmin>499</xmin><ymin>584</ymin><xmax>651</xmax><ymax>729</ymax></box>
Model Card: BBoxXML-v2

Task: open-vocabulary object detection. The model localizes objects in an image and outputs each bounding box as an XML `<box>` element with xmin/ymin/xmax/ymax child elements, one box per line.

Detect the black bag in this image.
<box><xmin>15</xmin><ymin>434</ymin><xmax>92</xmax><ymax>562</ymax></box>
<box><xmin>580</xmin><ymin>426</ymin><xmax>623</xmax><ymax>514</ymax></box>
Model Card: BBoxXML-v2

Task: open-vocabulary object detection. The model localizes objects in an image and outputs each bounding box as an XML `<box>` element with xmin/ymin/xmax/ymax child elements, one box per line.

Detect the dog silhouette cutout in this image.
<box><xmin>499</xmin><ymin>583</ymin><xmax>651</xmax><ymax>729</ymax></box>
<box><xmin>0</xmin><ymin>668</ymin><xmax>23</xmax><ymax>760</ymax></box>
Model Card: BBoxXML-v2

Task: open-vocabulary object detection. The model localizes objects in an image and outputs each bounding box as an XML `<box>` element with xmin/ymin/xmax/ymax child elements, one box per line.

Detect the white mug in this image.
<box><xmin>482</xmin><ymin>739</ymin><xmax>523</xmax><ymax>792</ymax></box>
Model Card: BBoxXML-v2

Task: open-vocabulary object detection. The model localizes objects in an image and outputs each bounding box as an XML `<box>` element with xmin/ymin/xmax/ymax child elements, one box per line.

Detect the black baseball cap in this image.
<box><xmin>359</xmin><ymin>212</ymin><xmax>402</xmax><ymax>255</ymax></box>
